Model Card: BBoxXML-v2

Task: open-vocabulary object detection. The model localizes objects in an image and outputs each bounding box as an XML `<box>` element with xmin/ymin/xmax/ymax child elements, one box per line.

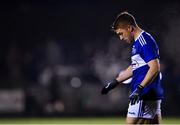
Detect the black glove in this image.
<box><xmin>101</xmin><ymin>79</ymin><xmax>119</xmax><ymax>95</ymax></box>
<box><xmin>129</xmin><ymin>84</ymin><xmax>144</xmax><ymax>105</ymax></box>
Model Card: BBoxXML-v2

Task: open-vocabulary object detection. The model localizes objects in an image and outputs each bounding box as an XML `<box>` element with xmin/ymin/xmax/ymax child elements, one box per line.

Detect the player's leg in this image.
<box><xmin>126</xmin><ymin>116</ymin><xmax>161</xmax><ymax>124</ymax></box>
<box><xmin>126</xmin><ymin>117</ymin><xmax>144</xmax><ymax>124</ymax></box>
<box><xmin>126</xmin><ymin>115</ymin><xmax>161</xmax><ymax>124</ymax></box>
<box><xmin>126</xmin><ymin>117</ymin><xmax>138</xmax><ymax>124</ymax></box>
<box><xmin>126</xmin><ymin>117</ymin><xmax>152</xmax><ymax>124</ymax></box>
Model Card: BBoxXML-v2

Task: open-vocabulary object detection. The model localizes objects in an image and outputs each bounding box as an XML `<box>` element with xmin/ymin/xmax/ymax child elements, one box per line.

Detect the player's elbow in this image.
<box><xmin>148</xmin><ymin>59</ymin><xmax>160</xmax><ymax>76</ymax></box>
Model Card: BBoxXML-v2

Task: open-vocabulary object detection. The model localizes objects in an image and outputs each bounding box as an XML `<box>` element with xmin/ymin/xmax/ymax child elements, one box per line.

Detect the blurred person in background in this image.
<box><xmin>101</xmin><ymin>11</ymin><xmax>164</xmax><ymax>124</ymax></box>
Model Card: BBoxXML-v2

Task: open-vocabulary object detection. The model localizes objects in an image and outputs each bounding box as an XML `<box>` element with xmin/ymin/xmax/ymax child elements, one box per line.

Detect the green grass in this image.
<box><xmin>0</xmin><ymin>117</ymin><xmax>179</xmax><ymax>124</ymax></box>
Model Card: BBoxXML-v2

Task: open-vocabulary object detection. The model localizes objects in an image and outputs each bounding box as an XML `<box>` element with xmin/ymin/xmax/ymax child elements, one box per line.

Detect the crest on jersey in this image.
<box><xmin>132</xmin><ymin>46</ymin><xmax>136</xmax><ymax>55</ymax></box>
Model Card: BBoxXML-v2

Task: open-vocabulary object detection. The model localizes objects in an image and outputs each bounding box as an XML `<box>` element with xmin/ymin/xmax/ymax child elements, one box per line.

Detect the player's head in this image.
<box><xmin>112</xmin><ymin>11</ymin><xmax>138</xmax><ymax>44</ymax></box>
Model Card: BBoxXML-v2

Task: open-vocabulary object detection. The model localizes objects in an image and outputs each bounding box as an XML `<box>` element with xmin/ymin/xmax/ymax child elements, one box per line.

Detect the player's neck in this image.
<box><xmin>134</xmin><ymin>27</ymin><xmax>143</xmax><ymax>40</ymax></box>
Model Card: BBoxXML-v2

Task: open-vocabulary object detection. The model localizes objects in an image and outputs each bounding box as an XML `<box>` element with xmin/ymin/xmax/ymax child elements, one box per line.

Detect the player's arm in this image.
<box><xmin>140</xmin><ymin>58</ymin><xmax>160</xmax><ymax>87</ymax></box>
<box><xmin>116</xmin><ymin>65</ymin><xmax>133</xmax><ymax>83</ymax></box>
<box><xmin>101</xmin><ymin>65</ymin><xmax>133</xmax><ymax>95</ymax></box>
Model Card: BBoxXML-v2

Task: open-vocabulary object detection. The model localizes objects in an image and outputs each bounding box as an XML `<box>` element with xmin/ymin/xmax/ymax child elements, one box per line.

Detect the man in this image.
<box><xmin>101</xmin><ymin>11</ymin><xmax>164</xmax><ymax>124</ymax></box>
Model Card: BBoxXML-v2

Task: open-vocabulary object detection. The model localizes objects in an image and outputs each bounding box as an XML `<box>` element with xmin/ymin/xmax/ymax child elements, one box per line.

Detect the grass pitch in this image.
<box><xmin>0</xmin><ymin>117</ymin><xmax>179</xmax><ymax>124</ymax></box>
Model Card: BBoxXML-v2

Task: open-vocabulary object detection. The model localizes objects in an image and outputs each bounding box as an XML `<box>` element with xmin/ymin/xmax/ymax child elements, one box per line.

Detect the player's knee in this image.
<box><xmin>126</xmin><ymin>117</ymin><xmax>138</xmax><ymax>124</ymax></box>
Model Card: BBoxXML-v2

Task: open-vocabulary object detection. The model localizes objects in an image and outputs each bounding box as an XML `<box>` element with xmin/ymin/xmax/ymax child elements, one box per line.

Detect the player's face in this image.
<box><xmin>115</xmin><ymin>26</ymin><xmax>134</xmax><ymax>44</ymax></box>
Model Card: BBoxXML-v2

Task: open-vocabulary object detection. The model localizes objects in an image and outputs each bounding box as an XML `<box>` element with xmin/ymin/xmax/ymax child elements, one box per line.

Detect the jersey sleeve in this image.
<box><xmin>140</xmin><ymin>40</ymin><xmax>159</xmax><ymax>63</ymax></box>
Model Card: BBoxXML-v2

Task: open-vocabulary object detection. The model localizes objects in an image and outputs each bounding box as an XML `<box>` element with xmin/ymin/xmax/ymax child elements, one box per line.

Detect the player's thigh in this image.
<box><xmin>126</xmin><ymin>115</ymin><xmax>161</xmax><ymax>124</ymax></box>
<box><xmin>126</xmin><ymin>117</ymin><xmax>150</xmax><ymax>124</ymax></box>
<box><xmin>126</xmin><ymin>117</ymin><xmax>138</xmax><ymax>124</ymax></box>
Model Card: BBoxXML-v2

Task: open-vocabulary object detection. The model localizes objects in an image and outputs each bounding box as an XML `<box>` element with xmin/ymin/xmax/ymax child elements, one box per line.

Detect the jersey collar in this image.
<box><xmin>134</xmin><ymin>30</ymin><xmax>144</xmax><ymax>41</ymax></box>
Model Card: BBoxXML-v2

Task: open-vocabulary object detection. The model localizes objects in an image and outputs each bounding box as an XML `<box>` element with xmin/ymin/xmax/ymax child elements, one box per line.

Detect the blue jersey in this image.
<box><xmin>131</xmin><ymin>31</ymin><xmax>164</xmax><ymax>100</ymax></box>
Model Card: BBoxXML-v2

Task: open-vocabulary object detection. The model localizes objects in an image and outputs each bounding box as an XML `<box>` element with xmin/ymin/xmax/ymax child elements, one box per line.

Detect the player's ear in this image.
<box><xmin>131</xmin><ymin>27</ymin><xmax>134</xmax><ymax>32</ymax></box>
<box><xmin>129</xmin><ymin>26</ymin><xmax>134</xmax><ymax>32</ymax></box>
<box><xmin>127</xmin><ymin>25</ymin><xmax>134</xmax><ymax>32</ymax></box>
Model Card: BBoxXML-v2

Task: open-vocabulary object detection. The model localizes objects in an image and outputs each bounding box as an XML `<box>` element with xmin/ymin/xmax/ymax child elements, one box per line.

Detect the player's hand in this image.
<box><xmin>129</xmin><ymin>85</ymin><xmax>144</xmax><ymax>105</ymax></box>
<box><xmin>101</xmin><ymin>79</ymin><xmax>119</xmax><ymax>95</ymax></box>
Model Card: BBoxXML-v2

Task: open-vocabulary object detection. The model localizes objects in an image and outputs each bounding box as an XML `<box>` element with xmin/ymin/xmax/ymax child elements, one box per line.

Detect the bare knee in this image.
<box><xmin>126</xmin><ymin>117</ymin><xmax>139</xmax><ymax>124</ymax></box>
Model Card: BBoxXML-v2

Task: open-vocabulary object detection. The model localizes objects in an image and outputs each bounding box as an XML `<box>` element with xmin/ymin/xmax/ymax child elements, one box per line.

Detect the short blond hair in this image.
<box><xmin>112</xmin><ymin>11</ymin><xmax>137</xmax><ymax>30</ymax></box>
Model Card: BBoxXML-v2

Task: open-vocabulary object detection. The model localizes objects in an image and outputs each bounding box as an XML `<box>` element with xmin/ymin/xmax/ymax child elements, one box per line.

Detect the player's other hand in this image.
<box><xmin>129</xmin><ymin>85</ymin><xmax>144</xmax><ymax>105</ymax></box>
<box><xmin>101</xmin><ymin>79</ymin><xmax>119</xmax><ymax>95</ymax></box>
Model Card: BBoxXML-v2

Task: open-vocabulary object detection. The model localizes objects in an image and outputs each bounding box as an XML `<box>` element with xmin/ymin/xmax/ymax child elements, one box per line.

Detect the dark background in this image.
<box><xmin>0</xmin><ymin>0</ymin><xmax>180</xmax><ymax>117</ymax></box>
